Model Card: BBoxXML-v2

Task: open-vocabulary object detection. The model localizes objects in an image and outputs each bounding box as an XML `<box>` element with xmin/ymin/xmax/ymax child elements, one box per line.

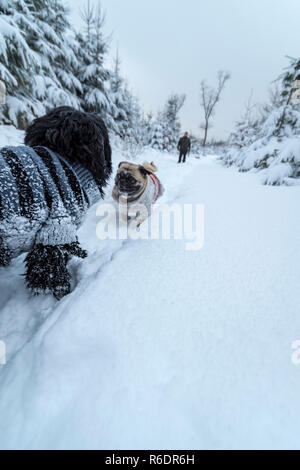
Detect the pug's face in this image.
<box><xmin>115</xmin><ymin>162</ymin><xmax>148</xmax><ymax>195</ymax></box>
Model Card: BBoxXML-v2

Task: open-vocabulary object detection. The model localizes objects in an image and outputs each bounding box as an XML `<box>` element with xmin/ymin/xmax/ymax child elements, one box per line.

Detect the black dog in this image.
<box><xmin>0</xmin><ymin>106</ymin><xmax>112</xmax><ymax>299</ymax></box>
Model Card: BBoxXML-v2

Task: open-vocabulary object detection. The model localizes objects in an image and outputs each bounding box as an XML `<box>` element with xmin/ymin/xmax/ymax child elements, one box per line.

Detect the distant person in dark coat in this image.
<box><xmin>177</xmin><ymin>132</ymin><xmax>191</xmax><ymax>163</ymax></box>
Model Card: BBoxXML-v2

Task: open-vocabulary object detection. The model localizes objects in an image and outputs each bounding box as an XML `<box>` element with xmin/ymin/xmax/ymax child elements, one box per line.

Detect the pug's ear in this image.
<box><xmin>139</xmin><ymin>166</ymin><xmax>149</xmax><ymax>177</ymax></box>
<box><xmin>142</xmin><ymin>161</ymin><xmax>158</xmax><ymax>173</ymax></box>
<box><xmin>118</xmin><ymin>161</ymin><xmax>127</xmax><ymax>168</ymax></box>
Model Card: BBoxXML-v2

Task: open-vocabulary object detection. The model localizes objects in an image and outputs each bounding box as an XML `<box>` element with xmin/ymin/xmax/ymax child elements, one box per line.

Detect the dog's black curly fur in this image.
<box><xmin>25</xmin><ymin>106</ymin><xmax>112</xmax><ymax>193</ymax></box>
<box><xmin>14</xmin><ymin>106</ymin><xmax>112</xmax><ymax>299</ymax></box>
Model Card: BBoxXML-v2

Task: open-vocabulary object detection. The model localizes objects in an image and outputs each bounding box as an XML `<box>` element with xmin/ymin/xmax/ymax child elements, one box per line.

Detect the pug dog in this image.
<box><xmin>112</xmin><ymin>161</ymin><xmax>164</xmax><ymax>226</ymax></box>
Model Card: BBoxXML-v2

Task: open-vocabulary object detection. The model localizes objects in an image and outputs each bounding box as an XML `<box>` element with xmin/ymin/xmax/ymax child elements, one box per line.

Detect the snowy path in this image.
<box><xmin>0</xmin><ymin>150</ymin><xmax>300</xmax><ymax>450</ymax></box>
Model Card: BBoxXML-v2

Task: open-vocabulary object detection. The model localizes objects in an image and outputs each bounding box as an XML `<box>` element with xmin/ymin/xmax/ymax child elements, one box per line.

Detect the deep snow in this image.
<box><xmin>0</xmin><ymin>126</ymin><xmax>300</xmax><ymax>450</ymax></box>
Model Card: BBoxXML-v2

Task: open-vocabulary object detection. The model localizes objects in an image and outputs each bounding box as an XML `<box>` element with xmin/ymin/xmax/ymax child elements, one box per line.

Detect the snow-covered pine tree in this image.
<box><xmin>273</xmin><ymin>56</ymin><xmax>300</xmax><ymax>138</ymax></box>
<box><xmin>161</xmin><ymin>93</ymin><xmax>186</xmax><ymax>150</ymax></box>
<box><xmin>0</xmin><ymin>0</ymin><xmax>43</xmax><ymax>127</ymax></box>
<box><xmin>28</xmin><ymin>0</ymin><xmax>82</xmax><ymax>111</ymax></box>
<box><xmin>224</xmin><ymin>57</ymin><xmax>300</xmax><ymax>184</ymax></box>
<box><xmin>189</xmin><ymin>133</ymin><xmax>203</xmax><ymax>156</ymax></box>
<box><xmin>120</xmin><ymin>91</ymin><xmax>149</xmax><ymax>159</ymax></box>
<box><xmin>77</xmin><ymin>1</ymin><xmax>111</xmax><ymax>124</ymax></box>
<box><xmin>149</xmin><ymin>120</ymin><xmax>163</xmax><ymax>150</ymax></box>
<box><xmin>258</xmin><ymin>83</ymin><xmax>283</xmax><ymax>123</ymax></box>
<box><xmin>108</xmin><ymin>50</ymin><xmax>133</xmax><ymax>138</ymax></box>
<box><xmin>138</xmin><ymin>111</ymin><xmax>153</xmax><ymax>148</ymax></box>
<box><xmin>149</xmin><ymin>115</ymin><xmax>171</xmax><ymax>151</ymax></box>
<box><xmin>227</xmin><ymin>92</ymin><xmax>260</xmax><ymax>151</ymax></box>
<box><xmin>0</xmin><ymin>0</ymin><xmax>82</xmax><ymax>128</ymax></box>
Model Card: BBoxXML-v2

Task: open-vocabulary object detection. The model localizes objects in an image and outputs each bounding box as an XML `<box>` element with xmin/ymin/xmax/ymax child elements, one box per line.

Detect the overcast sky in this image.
<box><xmin>65</xmin><ymin>0</ymin><xmax>300</xmax><ymax>141</ymax></box>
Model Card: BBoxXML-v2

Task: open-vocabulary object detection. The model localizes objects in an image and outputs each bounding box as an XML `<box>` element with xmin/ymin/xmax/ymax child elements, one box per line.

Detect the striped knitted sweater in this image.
<box><xmin>0</xmin><ymin>146</ymin><xmax>101</xmax><ymax>258</ymax></box>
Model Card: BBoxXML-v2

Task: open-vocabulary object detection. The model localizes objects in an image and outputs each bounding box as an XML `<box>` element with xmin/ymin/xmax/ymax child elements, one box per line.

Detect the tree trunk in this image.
<box><xmin>203</xmin><ymin>122</ymin><xmax>209</xmax><ymax>147</ymax></box>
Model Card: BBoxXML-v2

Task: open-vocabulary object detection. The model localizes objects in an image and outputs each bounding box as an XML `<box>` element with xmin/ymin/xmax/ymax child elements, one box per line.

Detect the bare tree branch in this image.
<box><xmin>200</xmin><ymin>70</ymin><xmax>230</xmax><ymax>146</ymax></box>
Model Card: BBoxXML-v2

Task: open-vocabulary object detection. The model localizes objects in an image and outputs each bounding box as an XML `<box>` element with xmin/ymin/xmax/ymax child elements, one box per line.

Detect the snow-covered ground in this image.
<box><xmin>0</xmin><ymin>126</ymin><xmax>300</xmax><ymax>450</ymax></box>
<box><xmin>0</xmin><ymin>124</ymin><xmax>24</xmax><ymax>147</ymax></box>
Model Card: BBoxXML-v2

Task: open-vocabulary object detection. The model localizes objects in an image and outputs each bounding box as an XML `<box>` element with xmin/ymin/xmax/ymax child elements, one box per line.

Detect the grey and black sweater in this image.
<box><xmin>0</xmin><ymin>146</ymin><xmax>101</xmax><ymax>258</ymax></box>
